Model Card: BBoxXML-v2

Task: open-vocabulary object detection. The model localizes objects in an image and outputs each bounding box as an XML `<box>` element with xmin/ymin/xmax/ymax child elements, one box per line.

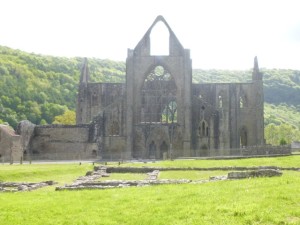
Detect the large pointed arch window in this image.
<box><xmin>141</xmin><ymin>66</ymin><xmax>177</xmax><ymax>124</ymax></box>
<box><xmin>162</xmin><ymin>101</ymin><xmax>177</xmax><ymax>123</ymax></box>
<box><xmin>150</xmin><ymin>21</ymin><xmax>169</xmax><ymax>55</ymax></box>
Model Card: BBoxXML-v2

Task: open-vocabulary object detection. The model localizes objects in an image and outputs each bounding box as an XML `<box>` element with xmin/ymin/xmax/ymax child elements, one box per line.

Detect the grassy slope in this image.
<box><xmin>264</xmin><ymin>103</ymin><xmax>300</xmax><ymax>128</ymax></box>
<box><xmin>0</xmin><ymin>158</ymin><xmax>300</xmax><ymax>225</ymax></box>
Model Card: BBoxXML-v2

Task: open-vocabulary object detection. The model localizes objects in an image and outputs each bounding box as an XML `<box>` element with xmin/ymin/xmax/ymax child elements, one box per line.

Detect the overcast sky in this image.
<box><xmin>1</xmin><ymin>0</ymin><xmax>300</xmax><ymax>69</ymax></box>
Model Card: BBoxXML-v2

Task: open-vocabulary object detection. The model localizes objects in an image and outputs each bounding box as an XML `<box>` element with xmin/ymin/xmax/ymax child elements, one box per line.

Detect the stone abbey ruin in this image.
<box><xmin>1</xmin><ymin>16</ymin><xmax>291</xmax><ymax>161</ymax></box>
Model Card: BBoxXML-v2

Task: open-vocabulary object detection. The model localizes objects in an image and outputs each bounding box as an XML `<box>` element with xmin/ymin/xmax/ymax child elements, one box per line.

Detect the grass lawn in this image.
<box><xmin>0</xmin><ymin>156</ymin><xmax>300</xmax><ymax>225</ymax></box>
<box><xmin>0</xmin><ymin>163</ymin><xmax>94</xmax><ymax>184</ymax></box>
<box><xmin>112</xmin><ymin>155</ymin><xmax>300</xmax><ymax>168</ymax></box>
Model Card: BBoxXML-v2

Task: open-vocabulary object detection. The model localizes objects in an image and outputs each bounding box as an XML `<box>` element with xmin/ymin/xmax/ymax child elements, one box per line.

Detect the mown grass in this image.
<box><xmin>0</xmin><ymin>172</ymin><xmax>299</xmax><ymax>225</ymax></box>
<box><xmin>112</xmin><ymin>155</ymin><xmax>300</xmax><ymax>168</ymax></box>
<box><xmin>0</xmin><ymin>163</ymin><xmax>93</xmax><ymax>184</ymax></box>
<box><xmin>100</xmin><ymin>173</ymin><xmax>147</xmax><ymax>181</ymax></box>
<box><xmin>159</xmin><ymin>170</ymin><xmax>227</xmax><ymax>180</ymax></box>
<box><xmin>0</xmin><ymin>157</ymin><xmax>300</xmax><ymax>225</ymax></box>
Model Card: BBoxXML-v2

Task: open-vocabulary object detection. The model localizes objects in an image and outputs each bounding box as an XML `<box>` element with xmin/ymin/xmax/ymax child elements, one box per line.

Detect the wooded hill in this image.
<box><xmin>0</xmin><ymin>45</ymin><xmax>299</xmax><ymax>144</ymax></box>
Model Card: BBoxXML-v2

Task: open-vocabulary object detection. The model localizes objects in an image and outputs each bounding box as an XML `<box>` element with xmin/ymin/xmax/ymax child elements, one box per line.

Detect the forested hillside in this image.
<box><xmin>0</xmin><ymin>46</ymin><xmax>125</xmax><ymax>127</ymax></box>
<box><xmin>0</xmin><ymin>45</ymin><xmax>299</xmax><ymax>143</ymax></box>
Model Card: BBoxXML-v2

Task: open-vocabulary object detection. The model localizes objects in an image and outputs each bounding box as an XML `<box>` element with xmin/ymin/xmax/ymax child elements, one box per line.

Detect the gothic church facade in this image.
<box><xmin>76</xmin><ymin>16</ymin><xmax>264</xmax><ymax>159</ymax></box>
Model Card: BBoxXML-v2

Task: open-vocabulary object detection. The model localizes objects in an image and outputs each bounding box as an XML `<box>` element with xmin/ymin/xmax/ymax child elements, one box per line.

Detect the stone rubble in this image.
<box><xmin>227</xmin><ymin>169</ymin><xmax>282</xmax><ymax>179</ymax></box>
<box><xmin>209</xmin><ymin>175</ymin><xmax>228</xmax><ymax>181</ymax></box>
<box><xmin>56</xmin><ymin>166</ymin><xmax>195</xmax><ymax>191</ymax></box>
<box><xmin>146</xmin><ymin>170</ymin><xmax>159</xmax><ymax>180</ymax></box>
<box><xmin>0</xmin><ymin>180</ymin><xmax>56</xmax><ymax>192</ymax></box>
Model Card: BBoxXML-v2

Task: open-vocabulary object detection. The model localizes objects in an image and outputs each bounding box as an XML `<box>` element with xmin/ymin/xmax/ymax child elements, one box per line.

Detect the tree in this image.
<box><xmin>279</xmin><ymin>138</ymin><xmax>287</xmax><ymax>145</ymax></box>
<box><xmin>265</xmin><ymin>123</ymin><xmax>300</xmax><ymax>145</ymax></box>
<box><xmin>52</xmin><ymin>110</ymin><xmax>76</xmax><ymax>125</ymax></box>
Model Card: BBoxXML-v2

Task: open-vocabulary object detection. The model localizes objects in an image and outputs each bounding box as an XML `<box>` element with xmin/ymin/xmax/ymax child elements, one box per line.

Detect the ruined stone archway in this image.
<box><xmin>148</xmin><ymin>141</ymin><xmax>157</xmax><ymax>159</ymax></box>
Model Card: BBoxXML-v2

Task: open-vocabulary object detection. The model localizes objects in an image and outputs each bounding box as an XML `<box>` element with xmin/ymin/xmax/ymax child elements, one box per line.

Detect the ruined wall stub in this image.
<box><xmin>0</xmin><ymin>125</ymin><xmax>22</xmax><ymax>162</ymax></box>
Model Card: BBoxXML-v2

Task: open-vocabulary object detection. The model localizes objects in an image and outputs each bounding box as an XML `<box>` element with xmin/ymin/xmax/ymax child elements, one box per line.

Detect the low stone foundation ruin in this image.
<box><xmin>55</xmin><ymin>166</ymin><xmax>289</xmax><ymax>191</ymax></box>
<box><xmin>0</xmin><ymin>181</ymin><xmax>56</xmax><ymax>192</ymax></box>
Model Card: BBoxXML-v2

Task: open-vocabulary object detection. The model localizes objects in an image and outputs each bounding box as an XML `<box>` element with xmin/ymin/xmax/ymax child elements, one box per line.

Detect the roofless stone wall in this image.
<box><xmin>29</xmin><ymin>124</ymin><xmax>98</xmax><ymax>160</ymax></box>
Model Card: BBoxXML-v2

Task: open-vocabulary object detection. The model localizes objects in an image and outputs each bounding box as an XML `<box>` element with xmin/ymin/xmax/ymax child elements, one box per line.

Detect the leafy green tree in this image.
<box><xmin>279</xmin><ymin>138</ymin><xmax>287</xmax><ymax>145</ymax></box>
<box><xmin>53</xmin><ymin>110</ymin><xmax>76</xmax><ymax>125</ymax></box>
<box><xmin>265</xmin><ymin>123</ymin><xmax>300</xmax><ymax>145</ymax></box>
<box><xmin>40</xmin><ymin>119</ymin><xmax>48</xmax><ymax>125</ymax></box>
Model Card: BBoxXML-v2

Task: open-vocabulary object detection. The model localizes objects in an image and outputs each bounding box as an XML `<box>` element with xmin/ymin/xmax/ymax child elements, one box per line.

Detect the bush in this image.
<box><xmin>279</xmin><ymin>138</ymin><xmax>287</xmax><ymax>145</ymax></box>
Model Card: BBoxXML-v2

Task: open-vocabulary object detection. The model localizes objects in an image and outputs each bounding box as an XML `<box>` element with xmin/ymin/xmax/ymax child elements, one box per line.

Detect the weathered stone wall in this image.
<box><xmin>77</xmin><ymin>82</ymin><xmax>125</xmax><ymax>124</ymax></box>
<box><xmin>291</xmin><ymin>141</ymin><xmax>300</xmax><ymax>152</ymax></box>
<box><xmin>102</xmin><ymin>136</ymin><xmax>126</xmax><ymax>160</ymax></box>
<box><xmin>16</xmin><ymin>120</ymin><xmax>36</xmax><ymax>155</ymax></box>
<box><xmin>191</xmin><ymin>79</ymin><xmax>264</xmax><ymax>157</ymax></box>
<box><xmin>29</xmin><ymin>125</ymin><xmax>98</xmax><ymax>160</ymax></box>
<box><xmin>241</xmin><ymin>145</ymin><xmax>291</xmax><ymax>156</ymax></box>
<box><xmin>0</xmin><ymin>125</ymin><xmax>22</xmax><ymax>162</ymax></box>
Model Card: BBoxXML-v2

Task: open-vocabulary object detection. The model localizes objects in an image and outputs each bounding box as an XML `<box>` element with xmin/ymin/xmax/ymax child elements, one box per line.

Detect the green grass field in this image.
<box><xmin>0</xmin><ymin>156</ymin><xmax>300</xmax><ymax>225</ymax></box>
<box><xmin>114</xmin><ymin>155</ymin><xmax>300</xmax><ymax>168</ymax></box>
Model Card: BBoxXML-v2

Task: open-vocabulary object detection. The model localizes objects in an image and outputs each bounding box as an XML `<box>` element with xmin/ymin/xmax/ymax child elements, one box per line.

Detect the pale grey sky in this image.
<box><xmin>1</xmin><ymin>0</ymin><xmax>300</xmax><ymax>69</ymax></box>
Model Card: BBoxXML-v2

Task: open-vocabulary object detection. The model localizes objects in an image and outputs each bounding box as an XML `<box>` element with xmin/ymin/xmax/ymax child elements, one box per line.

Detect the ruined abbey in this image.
<box><xmin>2</xmin><ymin>16</ymin><xmax>272</xmax><ymax>161</ymax></box>
<box><xmin>74</xmin><ymin>15</ymin><xmax>264</xmax><ymax>159</ymax></box>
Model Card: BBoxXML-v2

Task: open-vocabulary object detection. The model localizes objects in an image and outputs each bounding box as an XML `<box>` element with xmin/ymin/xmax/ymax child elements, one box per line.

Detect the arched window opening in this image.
<box><xmin>202</xmin><ymin>121</ymin><xmax>205</xmax><ymax>136</ymax></box>
<box><xmin>160</xmin><ymin>141</ymin><xmax>168</xmax><ymax>158</ymax></box>
<box><xmin>218</xmin><ymin>95</ymin><xmax>223</xmax><ymax>108</ymax></box>
<box><xmin>200</xmin><ymin>120</ymin><xmax>209</xmax><ymax>137</ymax></box>
<box><xmin>141</xmin><ymin>66</ymin><xmax>176</xmax><ymax>124</ymax></box>
<box><xmin>161</xmin><ymin>101</ymin><xmax>177</xmax><ymax>123</ymax></box>
<box><xmin>239</xmin><ymin>96</ymin><xmax>244</xmax><ymax>108</ymax></box>
<box><xmin>150</xmin><ymin>21</ymin><xmax>169</xmax><ymax>55</ymax></box>
<box><xmin>240</xmin><ymin>127</ymin><xmax>247</xmax><ymax>147</ymax></box>
<box><xmin>239</xmin><ymin>94</ymin><xmax>247</xmax><ymax>108</ymax></box>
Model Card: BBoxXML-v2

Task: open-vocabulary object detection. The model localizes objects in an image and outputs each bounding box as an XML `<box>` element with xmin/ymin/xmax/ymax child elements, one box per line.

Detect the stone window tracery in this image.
<box><xmin>199</xmin><ymin>120</ymin><xmax>209</xmax><ymax>137</ymax></box>
<box><xmin>141</xmin><ymin>65</ymin><xmax>177</xmax><ymax>124</ymax></box>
